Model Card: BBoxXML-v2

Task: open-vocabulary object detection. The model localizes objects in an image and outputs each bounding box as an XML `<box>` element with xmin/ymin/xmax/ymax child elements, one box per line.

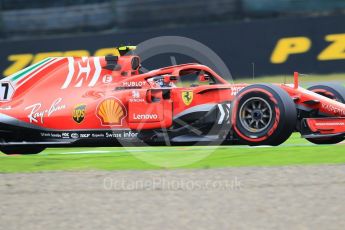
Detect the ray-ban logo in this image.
<box><xmin>25</xmin><ymin>98</ymin><xmax>66</xmax><ymax>124</ymax></box>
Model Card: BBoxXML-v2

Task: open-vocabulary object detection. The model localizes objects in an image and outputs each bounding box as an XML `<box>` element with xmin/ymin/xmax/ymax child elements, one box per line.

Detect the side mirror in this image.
<box><xmin>199</xmin><ymin>73</ymin><xmax>210</xmax><ymax>82</ymax></box>
<box><xmin>163</xmin><ymin>75</ymin><xmax>178</xmax><ymax>84</ymax></box>
<box><xmin>146</xmin><ymin>89</ymin><xmax>152</xmax><ymax>103</ymax></box>
<box><xmin>169</xmin><ymin>75</ymin><xmax>178</xmax><ymax>82</ymax></box>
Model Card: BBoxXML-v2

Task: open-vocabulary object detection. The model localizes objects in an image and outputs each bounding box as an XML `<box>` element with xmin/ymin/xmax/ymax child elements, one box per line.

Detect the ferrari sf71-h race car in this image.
<box><xmin>1</xmin><ymin>47</ymin><xmax>345</xmax><ymax>155</ymax></box>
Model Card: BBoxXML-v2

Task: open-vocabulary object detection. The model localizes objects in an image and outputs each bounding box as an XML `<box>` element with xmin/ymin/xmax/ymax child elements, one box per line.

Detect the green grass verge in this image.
<box><xmin>0</xmin><ymin>133</ymin><xmax>344</xmax><ymax>173</ymax></box>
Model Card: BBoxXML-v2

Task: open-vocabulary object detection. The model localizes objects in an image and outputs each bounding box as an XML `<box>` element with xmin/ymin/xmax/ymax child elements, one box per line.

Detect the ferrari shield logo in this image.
<box><xmin>182</xmin><ymin>91</ymin><xmax>193</xmax><ymax>106</ymax></box>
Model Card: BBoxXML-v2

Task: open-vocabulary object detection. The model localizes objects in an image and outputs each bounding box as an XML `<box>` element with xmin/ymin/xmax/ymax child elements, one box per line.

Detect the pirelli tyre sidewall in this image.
<box><xmin>232</xmin><ymin>84</ymin><xmax>297</xmax><ymax>146</ymax></box>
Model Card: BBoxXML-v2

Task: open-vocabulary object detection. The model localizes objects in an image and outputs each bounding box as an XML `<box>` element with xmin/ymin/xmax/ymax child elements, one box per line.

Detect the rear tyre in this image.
<box><xmin>0</xmin><ymin>146</ymin><xmax>46</xmax><ymax>155</ymax></box>
<box><xmin>232</xmin><ymin>84</ymin><xmax>297</xmax><ymax>146</ymax></box>
<box><xmin>306</xmin><ymin>83</ymin><xmax>345</xmax><ymax>145</ymax></box>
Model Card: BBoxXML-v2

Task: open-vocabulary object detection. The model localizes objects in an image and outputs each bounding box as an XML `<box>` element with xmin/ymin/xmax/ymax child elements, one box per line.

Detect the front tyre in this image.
<box><xmin>306</xmin><ymin>137</ymin><xmax>344</xmax><ymax>145</ymax></box>
<box><xmin>232</xmin><ymin>84</ymin><xmax>297</xmax><ymax>146</ymax></box>
<box><xmin>0</xmin><ymin>146</ymin><xmax>46</xmax><ymax>155</ymax></box>
<box><xmin>308</xmin><ymin>83</ymin><xmax>345</xmax><ymax>102</ymax></box>
<box><xmin>306</xmin><ymin>83</ymin><xmax>345</xmax><ymax>145</ymax></box>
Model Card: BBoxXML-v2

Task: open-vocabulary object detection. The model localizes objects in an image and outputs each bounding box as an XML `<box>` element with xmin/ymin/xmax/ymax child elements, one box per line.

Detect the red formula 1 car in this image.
<box><xmin>1</xmin><ymin>47</ymin><xmax>345</xmax><ymax>154</ymax></box>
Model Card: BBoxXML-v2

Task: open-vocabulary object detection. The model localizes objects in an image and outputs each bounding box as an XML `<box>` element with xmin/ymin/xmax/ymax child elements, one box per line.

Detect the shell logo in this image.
<box><xmin>96</xmin><ymin>97</ymin><xmax>127</xmax><ymax>126</ymax></box>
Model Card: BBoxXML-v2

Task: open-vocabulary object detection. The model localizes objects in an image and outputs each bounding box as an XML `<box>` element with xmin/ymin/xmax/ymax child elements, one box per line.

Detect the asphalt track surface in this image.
<box><xmin>1</xmin><ymin>165</ymin><xmax>345</xmax><ymax>230</ymax></box>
